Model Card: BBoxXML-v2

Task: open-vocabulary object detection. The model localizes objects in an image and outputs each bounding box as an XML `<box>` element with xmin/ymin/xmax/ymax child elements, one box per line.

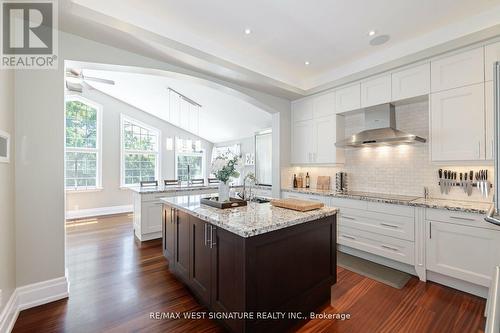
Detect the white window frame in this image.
<box><xmin>64</xmin><ymin>95</ymin><xmax>103</xmax><ymax>192</ymax></box>
<box><xmin>175</xmin><ymin>150</ymin><xmax>206</xmax><ymax>182</ymax></box>
<box><xmin>120</xmin><ymin>114</ymin><xmax>161</xmax><ymax>187</ymax></box>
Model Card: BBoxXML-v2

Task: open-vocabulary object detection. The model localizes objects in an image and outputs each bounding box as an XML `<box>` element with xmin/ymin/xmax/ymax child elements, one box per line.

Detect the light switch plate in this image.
<box><xmin>0</xmin><ymin>129</ymin><xmax>10</xmax><ymax>163</ymax></box>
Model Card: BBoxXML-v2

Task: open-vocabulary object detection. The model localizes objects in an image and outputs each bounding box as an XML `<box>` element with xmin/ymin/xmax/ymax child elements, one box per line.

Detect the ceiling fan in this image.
<box><xmin>65</xmin><ymin>68</ymin><xmax>115</xmax><ymax>93</ymax></box>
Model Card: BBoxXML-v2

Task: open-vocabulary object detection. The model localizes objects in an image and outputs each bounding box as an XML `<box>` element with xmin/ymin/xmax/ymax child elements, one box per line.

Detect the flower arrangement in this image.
<box><xmin>211</xmin><ymin>153</ymin><xmax>242</xmax><ymax>184</ymax></box>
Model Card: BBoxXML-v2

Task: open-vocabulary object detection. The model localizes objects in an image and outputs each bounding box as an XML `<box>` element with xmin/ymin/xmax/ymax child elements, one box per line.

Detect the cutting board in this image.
<box><xmin>270</xmin><ymin>198</ymin><xmax>324</xmax><ymax>212</ymax></box>
<box><xmin>316</xmin><ymin>176</ymin><xmax>331</xmax><ymax>190</ymax></box>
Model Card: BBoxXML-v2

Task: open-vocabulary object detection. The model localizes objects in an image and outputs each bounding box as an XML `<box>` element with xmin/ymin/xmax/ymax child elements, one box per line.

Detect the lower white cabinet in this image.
<box><xmin>142</xmin><ymin>201</ymin><xmax>164</xmax><ymax>234</ymax></box>
<box><xmin>281</xmin><ymin>191</ymin><xmax>332</xmax><ymax>206</ymax></box>
<box><xmin>430</xmin><ymin>83</ymin><xmax>485</xmax><ymax>161</ymax></box>
<box><xmin>426</xmin><ymin>220</ymin><xmax>500</xmax><ymax>287</ymax></box>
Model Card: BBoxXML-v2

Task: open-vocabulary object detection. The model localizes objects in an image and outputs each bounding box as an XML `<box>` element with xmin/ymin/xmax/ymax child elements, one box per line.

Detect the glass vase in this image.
<box><xmin>218</xmin><ymin>182</ymin><xmax>230</xmax><ymax>202</ymax></box>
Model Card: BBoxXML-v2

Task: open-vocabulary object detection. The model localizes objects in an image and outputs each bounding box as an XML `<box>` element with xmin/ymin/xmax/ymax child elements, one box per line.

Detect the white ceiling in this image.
<box><xmin>82</xmin><ymin>69</ymin><xmax>272</xmax><ymax>143</ymax></box>
<box><xmin>71</xmin><ymin>0</ymin><xmax>500</xmax><ymax>90</ymax></box>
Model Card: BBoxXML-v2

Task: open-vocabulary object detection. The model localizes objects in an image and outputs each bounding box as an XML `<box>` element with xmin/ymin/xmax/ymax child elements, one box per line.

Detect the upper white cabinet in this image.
<box><xmin>485</xmin><ymin>41</ymin><xmax>500</xmax><ymax>82</ymax></box>
<box><xmin>313</xmin><ymin>91</ymin><xmax>336</xmax><ymax>117</ymax></box>
<box><xmin>292</xmin><ymin>119</ymin><xmax>314</xmax><ymax>164</ymax></box>
<box><xmin>335</xmin><ymin>83</ymin><xmax>361</xmax><ymax>113</ymax></box>
<box><xmin>291</xmin><ymin>94</ymin><xmax>344</xmax><ymax>165</ymax></box>
<box><xmin>431</xmin><ymin>47</ymin><xmax>484</xmax><ymax>92</ymax></box>
<box><xmin>430</xmin><ymin>83</ymin><xmax>485</xmax><ymax>161</ymax></box>
<box><xmin>486</xmin><ymin>81</ymin><xmax>494</xmax><ymax>160</ymax></box>
<box><xmin>313</xmin><ymin>115</ymin><xmax>344</xmax><ymax>164</ymax></box>
<box><xmin>291</xmin><ymin>98</ymin><xmax>313</xmax><ymax>122</ymax></box>
<box><xmin>391</xmin><ymin>63</ymin><xmax>430</xmax><ymax>101</ymax></box>
<box><xmin>361</xmin><ymin>74</ymin><xmax>391</xmax><ymax>108</ymax></box>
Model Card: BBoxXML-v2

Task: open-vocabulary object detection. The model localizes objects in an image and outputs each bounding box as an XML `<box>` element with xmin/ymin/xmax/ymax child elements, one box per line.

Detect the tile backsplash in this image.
<box><xmin>282</xmin><ymin>100</ymin><xmax>494</xmax><ymax>202</ymax></box>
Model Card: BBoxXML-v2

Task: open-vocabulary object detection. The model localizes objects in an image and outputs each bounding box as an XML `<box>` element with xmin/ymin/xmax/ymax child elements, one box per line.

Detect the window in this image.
<box><xmin>176</xmin><ymin>152</ymin><xmax>205</xmax><ymax>181</ymax></box>
<box><xmin>121</xmin><ymin>115</ymin><xmax>160</xmax><ymax>186</ymax></box>
<box><xmin>255</xmin><ymin>130</ymin><xmax>272</xmax><ymax>186</ymax></box>
<box><xmin>65</xmin><ymin>97</ymin><xmax>102</xmax><ymax>190</ymax></box>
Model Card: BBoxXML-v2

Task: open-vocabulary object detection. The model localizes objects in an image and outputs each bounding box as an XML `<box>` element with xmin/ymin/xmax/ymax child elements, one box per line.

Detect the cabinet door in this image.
<box><xmin>292</xmin><ymin>120</ymin><xmax>313</xmax><ymax>164</ymax></box>
<box><xmin>391</xmin><ymin>63</ymin><xmax>430</xmax><ymax>101</ymax></box>
<box><xmin>312</xmin><ymin>91</ymin><xmax>335</xmax><ymax>118</ymax></box>
<box><xmin>426</xmin><ymin>220</ymin><xmax>500</xmax><ymax>287</ymax></box>
<box><xmin>142</xmin><ymin>201</ymin><xmax>163</xmax><ymax>234</ymax></box>
<box><xmin>486</xmin><ymin>81</ymin><xmax>494</xmax><ymax>160</ymax></box>
<box><xmin>431</xmin><ymin>47</ymin><xmax>484</xmax><ymax>92</ymax></box>
<box><xmin>361</xmin><ymin>75</ymin><xmax>391</xmax><ymax>107</ymax></box>
<box><xmin>335</xmin><ymin>83</ymin><xmax>361</xmax><ymax>113</ymax></box>
<box><xmin>189</xmin><ymin>217</ymin><xmax>212</xmax><ymax>305</ymax></box>
<box><xmin>292</xmin><ymin>98</ymin><xmax>313</xmax><ymax>122</ymax></box>
<box><xmin>430</xmin><ymin>83</ymin><xmax>485</xmax><ymax>161</ymax></box>
<box><xmin>313</xmin><ymin>115</ymin><xmax>344</xmax><ymax>164</ymax></box>
<box><xmin>174</xmin><ymin>210</ymin><xmax>190</xmax><ymax>281</ymax></box>
<box><xmin>485</xmin><ymin>41</ymin><xmax>500</xmax><ymax>82</ymax></box>
<box><xmin>163</xmin><ymin>207</ymin><xmax>176</xmax><ymax>262</ymax></box>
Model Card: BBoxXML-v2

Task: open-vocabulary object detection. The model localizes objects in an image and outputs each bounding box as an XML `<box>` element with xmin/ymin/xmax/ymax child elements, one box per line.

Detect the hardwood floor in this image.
<box><xmin>13</xmin><ymin>214</ymin><xmax>486</xmax><ymax>333</ymax></box>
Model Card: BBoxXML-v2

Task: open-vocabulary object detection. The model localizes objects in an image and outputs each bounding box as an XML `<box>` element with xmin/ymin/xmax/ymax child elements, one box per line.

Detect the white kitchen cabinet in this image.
<box><xmin>142</xmin><ymin>201</ymin><xmax>164</xmax><ymax>234</ymax></box>
<box><xmin>312</xmin><ymin>91</ymin><xmax>336</xmax><ymax>117</ymax></box>
<box><xmin>313</xmin><ymin>115</ymin><xmax>345</xmax><ymax>164</ymax></box>
<box><xmin>361</xmin><ymin>74</ymin><xmax>391</xmax><ymax>107</ymax></box>
<box><xmin>426</xmin><ymin>220</ymin><xmax>500</xmax><ymax>287</ymax></box>
<box><xmin>291</xmin><ymin>98</ymin><xmax>313</xmax><ymax>122</ymax></box>
<box><xmin>430</xmin><ymin>83</ymin><xmax>485</xmax><ymax>161</ymax></box>
<box><xmin>391</xmin><ymin>63</ymin><xmax>430</xmax><ymax>101</ymax></box>
<box><xmin>335</xmin><ymin>83</ymin><xmax>361</xmax><ymax>113</ymax></box>
<box><xmin>292</xmin><ymin>119</ymin><xmax>313</xmax><ymax>164</ymax></box>
<box><xmin>485</xmin><ymin>41</ymin><xmax>500</xmax><ymax>82</ymax></box>
<box><xmin>486</xmin><ymin>81</ymin><xmax>494</xmax><ymax>160</ymax></box>
<box><xmin>431</xmin><ymin>47</ymin><xmax>484</xmax><ymax>92</ymax></box>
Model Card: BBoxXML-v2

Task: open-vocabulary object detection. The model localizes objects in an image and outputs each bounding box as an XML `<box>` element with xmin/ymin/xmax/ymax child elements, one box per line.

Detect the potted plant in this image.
<box><xmin>211</xmin><ymin>153</ymin><xmax>242</xmax><ymax>202</ymax></box>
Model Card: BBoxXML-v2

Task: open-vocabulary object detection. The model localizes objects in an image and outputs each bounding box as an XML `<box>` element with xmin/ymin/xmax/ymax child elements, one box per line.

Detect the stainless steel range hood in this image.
<box><xmin>335</xmin><ymin>103</ymin><xmax>426</xmax><ymax>148</ymax></box>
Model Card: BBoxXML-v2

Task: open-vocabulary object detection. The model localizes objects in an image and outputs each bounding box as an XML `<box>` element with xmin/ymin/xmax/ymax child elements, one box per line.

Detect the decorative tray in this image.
<box><xmin>200</xmin><ymin>197</ymin><xmax>248</xmax><ymax>209</ymax></box>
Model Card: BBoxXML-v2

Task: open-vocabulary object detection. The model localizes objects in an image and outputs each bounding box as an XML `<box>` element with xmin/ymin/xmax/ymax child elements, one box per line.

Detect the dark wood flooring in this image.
<box><xmin>13</xmin><ymin>214</ymin><xmax>486</xmax><ymax>333</ymax></box>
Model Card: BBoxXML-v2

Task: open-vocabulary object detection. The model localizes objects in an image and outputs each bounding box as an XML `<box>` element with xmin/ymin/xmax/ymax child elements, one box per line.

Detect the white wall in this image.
<box><xmin>14</xmin><ymin>30</ymin><xmax>286</xmax><ymax>287</ymax></box>
<box><xmin>65</xmin><ymin>89</ymin><xmax>213</xmax><ymax>212</ymax></box>
<box><xmin>0</xmin><ymin>70</ymin><xmax>15</xmax><ymax>312</ymax></box>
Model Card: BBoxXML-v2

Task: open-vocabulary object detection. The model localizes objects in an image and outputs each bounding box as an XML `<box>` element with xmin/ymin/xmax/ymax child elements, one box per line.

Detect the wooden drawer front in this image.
<box><xmin>331</xmin><ymin>198</ymin><xmax>368</xmax><ymax>210</ymax></box>
<box><xmin>425</xmin><ymin>208</ymin><xmax>491</xmax><ymax>229</ymax></box>
<box><xmin>340</xmin><ymin>208</ymin><xmax>414</xmax><ymax>241</ymax></box>
<box><xmin>338</xmin><ymin>226</ymin><xmax>415</xmax><ymax>265</ymax></box>
<box><xmin>366</xmin><ymin>201</ymin><xmax>414</xmax><ymax>217</ymax></box>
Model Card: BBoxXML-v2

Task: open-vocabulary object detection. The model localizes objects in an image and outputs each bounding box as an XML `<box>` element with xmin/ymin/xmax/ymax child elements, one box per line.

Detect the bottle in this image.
<box><xmin>293</xmin><ymin>174</ymin><xmax>298</xmax><ymax>188</ymax></box>
<box><xmin>305</xmin><ymin>172</ymin><xmax>310</xmax><ymax>188</ymax></box>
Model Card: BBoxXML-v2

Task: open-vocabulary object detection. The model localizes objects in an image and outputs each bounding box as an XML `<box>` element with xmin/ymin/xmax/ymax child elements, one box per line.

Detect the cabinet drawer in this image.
<box><xmin>338</xmin><ymin>226</ymin><xmax>414</xmax><ymax>265</ymax></box>
<box><xmin>331</xmin><ymin>198</ymin><xmax>368</xmax><ymax>210</ymax></box>
<box><xmin>425</xmin><ymin>208</ymin><xmax>490</xmax><ymax>228</ymax></box>
<box><xmin>366</xmin><ymin>201</ymin><xmax>414</xmax><ymax>217</ymax></box>
<box><xmin>340</xmin><ymin>208</ymin><xmax>414</xmax><ymax>241</ymax></box>
<box><xmin>431</xmin><ymin>47</ymin><xmax>484</xmax><ymax>92</ymax></box>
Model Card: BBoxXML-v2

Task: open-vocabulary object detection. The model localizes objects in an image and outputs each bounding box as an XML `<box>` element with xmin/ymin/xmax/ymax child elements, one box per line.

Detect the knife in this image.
<box><xmin>459</xmin><ymin>173</ymin><xmax>463</xmax><ymax>191</ymax></box>
<box><xmin>485</xmin><ymin>170</ymin><xmax>490</xmax><ymax>197</ymax></box>
<box><xmin>444</xmin><ymin>170</ymin><xmax>448</xmax><ymax>194</ymax></box>
<box><xmin>454</xmin><ymin>172</ymin><xmax>457</xmax><ymax>188</ymax></box>
<box><xmin>438</xmin><ymin>169</ymin><xmax>443</xmax><ymax>194</ymax></box>
<box><xmin>468</xmin><ymin>170</ymin><xmax>474</xmax><ymax>196</ymax></box>
<box><xmin>476</xmin><ymin>171</ymin><xmax>481</xmax><ymax>195</ymax></box>
<box><xmin>463</xmin><ymin>172</ymin><xmax>468</xmax><ymax>193</ymax></box>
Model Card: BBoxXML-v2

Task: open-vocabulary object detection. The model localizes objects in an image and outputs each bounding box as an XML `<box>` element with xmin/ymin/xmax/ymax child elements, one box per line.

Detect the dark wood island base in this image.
<box><xmin>162</xmin><ymin>205</ymin><xmax>337</xmax><ymax>333</ymax></box>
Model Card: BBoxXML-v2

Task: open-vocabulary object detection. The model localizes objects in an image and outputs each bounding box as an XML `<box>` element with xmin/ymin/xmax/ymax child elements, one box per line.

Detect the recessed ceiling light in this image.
<box><xmin>244</xmin><ymin>28</ymin><xmax>251</xmax><ymax>35</ymax></box>
<box><xmin>370</xmin><ymin>34</ymin><xmax>390</xmax><ymax>46</ymax></box>
<box><xmin>368</xmin><ymin>30</ymin><xmax>376</xmax><ymax>36</ymax></box>
<box><xmin>305</xmin><ymin>61</ymin><xmax>310</xmax><ymax>66</ymax></box>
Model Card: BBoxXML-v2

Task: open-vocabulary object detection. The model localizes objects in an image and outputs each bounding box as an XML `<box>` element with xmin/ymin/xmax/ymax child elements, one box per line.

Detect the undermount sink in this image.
<box><xmin>251</xmin><ymin>197</ymin><xmax>270</xmax><ymax>204</ymax></box>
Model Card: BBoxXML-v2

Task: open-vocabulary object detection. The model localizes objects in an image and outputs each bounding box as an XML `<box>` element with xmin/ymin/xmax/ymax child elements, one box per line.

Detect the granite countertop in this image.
<box><xmin>281</xmin><ymin>187</ymin><xmax>492</xmax><ymax>214</ymax></box>
<box><xmin>161</xmin><ymin>195</ymin><xmax>338</xmax><ymax>238</ymax></box>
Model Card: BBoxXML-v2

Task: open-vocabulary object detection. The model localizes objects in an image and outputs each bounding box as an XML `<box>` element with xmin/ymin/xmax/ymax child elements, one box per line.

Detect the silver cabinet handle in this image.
<box><xmin>170</xmin><ymin>208</ymin><xmax>174</xmax><ymax>224</ymax></box>
<box><xmin>381</xmin><ymin>244</ymin><xmax>399</xmax><ymax>252</ymax></box>
<box><xmin>449</xmin><ymin>216</ymin><xmax>475</xmax><ymax>222</ymax></box>
<box><xmin>204</xmin><ymin>223</ymin><xmax>208</xmax><ymax>246</ymax></box>
<box><xmin>210</xmin><ymin>226</ymin><xmax>217</xmax><ymax>248</ymax></box>
<box><xmin>341</xmin><ymin>234</ymin><xmax>356</xmax><ymax>240</ymax></box>
<box><xmin>380</xmin><ymin>222</ymin><xmax>399</xmax><ymax>229</ymax></box>
<box><xmin>342</xmin><ymin>215</ymin><xmax>356</xmax><ymax>221</ymax></box>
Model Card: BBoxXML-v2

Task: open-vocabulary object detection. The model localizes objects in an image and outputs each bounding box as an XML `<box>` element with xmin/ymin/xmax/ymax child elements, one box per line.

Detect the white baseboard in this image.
<box><xmin>66</xmin><ymin>205</ymin><xmax>133</xmax><ymax>220</ymax></box>
<box><xmin>0</xmin><ymin>276</ymin><xmax>69</xmax><ymax>333</ymax></box>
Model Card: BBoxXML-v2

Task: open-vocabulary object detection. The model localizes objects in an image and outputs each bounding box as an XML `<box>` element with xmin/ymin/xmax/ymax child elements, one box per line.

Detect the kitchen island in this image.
<box><xmin>161</xmin><ymin>195</ymin><xmax>338</xmax><ymax>333</ymax></box>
